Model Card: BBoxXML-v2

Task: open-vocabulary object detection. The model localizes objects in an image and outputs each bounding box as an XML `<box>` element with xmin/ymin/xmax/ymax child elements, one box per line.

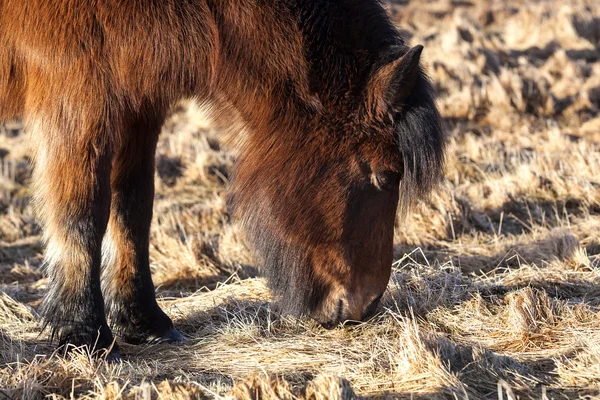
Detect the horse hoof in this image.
<box><xmin>103</xmin><ymin>349</ymin><xmax>122</xmax><ymax>363</ymax></box>
<box><xmin>147</xmin><ymin>328</ymin><xmax>188</xmax><ymax>345</ymax></box>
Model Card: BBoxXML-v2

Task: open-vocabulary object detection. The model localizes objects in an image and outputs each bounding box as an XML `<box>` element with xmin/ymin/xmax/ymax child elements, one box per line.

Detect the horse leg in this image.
<box><xmin>102</xmin><ymin>111</ymin><xmax>184</xmax><ymax>344</ymax></box>
<box><xmin>32</xmin><ymin>113</ymin><xmax>116</xmax><ymax>356</ymax></box>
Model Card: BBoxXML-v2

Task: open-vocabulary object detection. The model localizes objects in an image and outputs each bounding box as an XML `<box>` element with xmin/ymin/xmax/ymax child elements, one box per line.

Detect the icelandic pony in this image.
<box><xmin>0</xmin><ymin>0</ymin><xmax>445</xmax><ymax>357</ymax></box>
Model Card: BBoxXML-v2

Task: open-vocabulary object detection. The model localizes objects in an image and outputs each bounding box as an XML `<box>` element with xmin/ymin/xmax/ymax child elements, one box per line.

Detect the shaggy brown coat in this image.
<box><xmin>0</xmin><ymin>0</ymin><xmax>445</xmax><ymax>356</ymax></box>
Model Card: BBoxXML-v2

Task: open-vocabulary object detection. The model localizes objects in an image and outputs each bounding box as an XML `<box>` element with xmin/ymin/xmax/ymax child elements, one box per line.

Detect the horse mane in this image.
<box><xmin>291</xmin><ymin>0</ymin><xmax>405</xmax><ymax>99</ymax></box>
<box><xmin>224</xmin><ymin>0</ymin><xmax>445</xmax><ymax>317</ymax></box>
<box><xmin>395</xmin><ymin>70</ymin><xmax>446</xmax><ymax>215</ymax></box>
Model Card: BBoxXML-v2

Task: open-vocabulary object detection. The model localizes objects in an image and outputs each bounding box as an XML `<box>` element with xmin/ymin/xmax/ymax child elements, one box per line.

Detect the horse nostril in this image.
<box><xmin>320</xmin><ymin>321</ymin><xmax>337</xmax><ymax>330</ymax></box>
<box><xmin>362</xmin><ymin>293</ymin><xmax>383</xmax><ymax>320</ymax></box>
<box><xmin>319</xmin><ymin>294</ymin><xmax>383</xmax><ymax>328</ymax></box>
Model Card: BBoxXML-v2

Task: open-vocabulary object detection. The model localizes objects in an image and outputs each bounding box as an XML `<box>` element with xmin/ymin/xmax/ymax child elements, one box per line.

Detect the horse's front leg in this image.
<box><xmin>31</xmin><ymin>110</ymin><xmax>116</xmax><ymax>357</ymax></box>
<box><xmin>101</xmin><ymin>109</ymin><xmax>184</xmax><ymax>344</ymax></box>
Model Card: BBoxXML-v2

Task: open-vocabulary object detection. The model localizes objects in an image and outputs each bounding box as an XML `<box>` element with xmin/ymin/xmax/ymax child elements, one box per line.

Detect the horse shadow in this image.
<box><xmin>446</xmin><ymin>195</ymin><xmax>596</xmax><ymax>240</ymax></box>
<box><xmin>0</xmin><ymin>240</ymin><xmax>45</xmax><ymax>310</ymax></box>
<box><xmin>0</xmin><ymin>240</ymin><xmax>42</xmax><ymax>269</ymax></box>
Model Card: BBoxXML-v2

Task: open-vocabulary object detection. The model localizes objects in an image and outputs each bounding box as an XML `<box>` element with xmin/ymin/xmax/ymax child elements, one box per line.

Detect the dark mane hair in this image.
<box><xmin>292</xmin><ymin>0</ymin><xmax>404</xmax><ymax>98</ymax></box>
<box><xmin>396</xmin><ymin>71</ymin><xmax>445</xmax><ymax>213</ymax></box>
<box><xmin>229</xmin><ymin>0</ymin><xmax>445</xmax><ymax>317</ymax></box>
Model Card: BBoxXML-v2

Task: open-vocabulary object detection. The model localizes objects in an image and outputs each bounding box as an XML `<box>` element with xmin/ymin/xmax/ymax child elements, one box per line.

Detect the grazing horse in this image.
<box><xmin>0</xmin><ymin>0</ymin><xmax>445</xmax><ymax>356</ymax></box>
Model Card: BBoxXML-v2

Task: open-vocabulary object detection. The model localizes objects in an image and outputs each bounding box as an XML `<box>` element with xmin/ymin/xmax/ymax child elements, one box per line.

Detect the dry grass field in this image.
<box><xmin>1</xmin><ymin>0</ymin><xmax>600</xmax><ymax>398</ymax></box>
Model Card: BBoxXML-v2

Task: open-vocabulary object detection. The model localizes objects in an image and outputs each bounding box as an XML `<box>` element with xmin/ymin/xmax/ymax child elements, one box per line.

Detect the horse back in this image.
<box><xmin>0</xmin><ymin>0</ymin><xmax>218</xmax><ymax>119</ymax></box>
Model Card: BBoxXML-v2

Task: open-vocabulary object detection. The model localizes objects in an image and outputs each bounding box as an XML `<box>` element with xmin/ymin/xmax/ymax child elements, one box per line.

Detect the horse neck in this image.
<box><xmin>204</xmin><ymin>1</ymin><xmax>316</xmax><ymax>134</ymax></box>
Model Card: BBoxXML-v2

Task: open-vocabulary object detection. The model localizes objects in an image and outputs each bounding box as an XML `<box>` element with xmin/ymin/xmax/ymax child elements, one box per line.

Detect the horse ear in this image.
<box><xmin>367</xmin><ymin>45</ymin><xmax>424</xmax><ymax>117</ymax></box>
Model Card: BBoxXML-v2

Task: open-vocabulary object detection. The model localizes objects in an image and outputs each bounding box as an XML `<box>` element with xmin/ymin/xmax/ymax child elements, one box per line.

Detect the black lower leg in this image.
<box><xmin>37</xmin><ymin>146</ymin><xmax>116</xmax><ymax>356</ymax></box>
<box><xmin>42</xmin><ymin>270</ymin><xmax>116</xmax><ymax>354</ymax></box>
<box><xmin>103</xmin><ymin>113</ymin><xmax>182</xmax><ymax>344</ymax></box>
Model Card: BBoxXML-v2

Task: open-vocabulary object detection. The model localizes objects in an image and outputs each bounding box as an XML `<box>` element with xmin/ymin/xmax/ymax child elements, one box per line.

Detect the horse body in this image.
<box><xmin>0</xmin><ymin>0</ymin><xmax>445</xmax><ymax>356</ymax></box>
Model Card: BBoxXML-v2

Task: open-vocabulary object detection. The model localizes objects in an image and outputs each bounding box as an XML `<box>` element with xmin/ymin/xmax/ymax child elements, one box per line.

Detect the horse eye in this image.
<box><xmin>373</xmin><ymin>171</ymin><xmax>400</xmax><ymax>191</ymax></box>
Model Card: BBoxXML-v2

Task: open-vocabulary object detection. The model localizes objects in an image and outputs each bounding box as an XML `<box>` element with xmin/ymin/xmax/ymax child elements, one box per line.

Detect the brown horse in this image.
<box><xmin>0</xmin><ymin>0</ymin><xmax>445</xmax><ymax>357</ymax></box>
